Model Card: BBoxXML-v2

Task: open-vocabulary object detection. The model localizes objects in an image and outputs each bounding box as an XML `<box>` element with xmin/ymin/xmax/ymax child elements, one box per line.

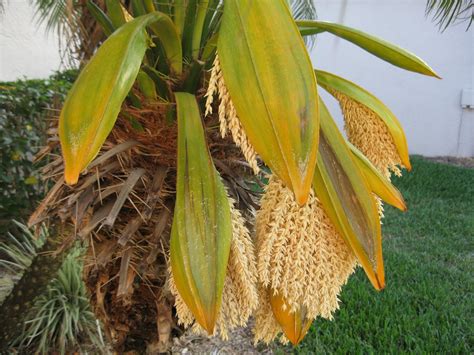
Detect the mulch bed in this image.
<box><xmin>171</xmin><ymin>322</ymin><xmax>277</xmax><ymax>354</ymax></box>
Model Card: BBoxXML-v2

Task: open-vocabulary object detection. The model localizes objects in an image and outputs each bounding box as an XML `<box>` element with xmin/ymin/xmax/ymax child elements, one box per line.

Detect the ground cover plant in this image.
<box><xmin>294</xmin><ymin>157</ymin><xmax>474</xmax><ymax>353</ymax></box>
<box><xmin>0</xmin><ymin>1</ymin><xmax>443</xmax><ymax>352</ymax></box>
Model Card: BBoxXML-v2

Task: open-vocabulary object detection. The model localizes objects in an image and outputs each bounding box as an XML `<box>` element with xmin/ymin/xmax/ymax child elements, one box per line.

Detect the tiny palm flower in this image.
<box><xmin>335</xmin><ymin>90</ymin><xmax>404</xmax><ymax>178</ymax></box>
<box><xmin>333</xmin><ymin>90</ymin><xmax>392</xmax><ymax>217</ymax></box>
<box><xmin>315</xmin><ymin>70</ymin><xmax>412</xmax><ymax>180</ymax></box>
<box><xmin>315</xmin><ymin>70</ymin><xmax>413</xmax><ymax>221</ymax></box>
<box><xmin>334</xmin><ymin>93</ymin><xmax>392</xmax><ymax>216</ymax></box>
<box><xmin>337</xmin><ymin>93</ymin><xmax>399</xmax><ymax>219</ymax></box>
<box><xmin>254</xmin><ymin>176</ymin><xmax>357</xmax><ymax>344</ymax></box>
<box><xmin>169</xmin><ymin>198</ymin><xmax>259</xmax><ymax>340</ymax></box>
<box><xmin>205</xmin><ymin>54</ymin><xmax>260</xmax><ymax>174</ymax></box>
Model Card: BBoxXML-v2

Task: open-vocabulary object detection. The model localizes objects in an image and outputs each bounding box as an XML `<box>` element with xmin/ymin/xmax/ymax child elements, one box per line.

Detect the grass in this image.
<box><xmin>293</xmin><ymin>156</ymin><xmax>473</xmax><ymax>354</ymax></box>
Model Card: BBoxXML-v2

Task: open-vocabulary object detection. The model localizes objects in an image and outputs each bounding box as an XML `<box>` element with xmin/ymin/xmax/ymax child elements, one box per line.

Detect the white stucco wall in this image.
<box><xmin>0</xmin><ymin>0</ymin><xmax>472</xmax><ymax>157</ymax></box>
<box><xmin>312</xmin><ymin>0</ymin><xmax>473</xmax><ymax>157</ymax></box>
<box><xmin>0</xmin><ymin>0</ymin><xmax>62</xmax><ymax>81</ymax></box>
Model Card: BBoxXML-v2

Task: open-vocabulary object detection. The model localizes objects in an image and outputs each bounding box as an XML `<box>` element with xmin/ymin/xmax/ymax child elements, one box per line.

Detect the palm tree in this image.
<box><xmin>1</xmin><ymin>0</ymin><xmax>439</xmax><ymax>352</ymax></box>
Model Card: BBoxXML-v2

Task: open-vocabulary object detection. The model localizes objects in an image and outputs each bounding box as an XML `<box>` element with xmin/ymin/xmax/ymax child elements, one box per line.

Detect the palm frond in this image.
<box><xmin>29</xmin><ymin>0</ymin><xmax>83</xmax><ymax>66</ymax></box>
<box><xmin>30</xmin><ymin>0</ymin><xmax>75</xmax><ymax>34</ymax></box>
<box><xmin>29</xmin><ymin>0</ymin><xmax>109</xmax><ymax>65</ymax></box>
<box><xmin>426</xmin><ymin>0</ymin><xmax>473</xmax><ymax>31</ymax></box>
<box><xmin>288</xmin><ymin>0</ymin><xmax>317</xmax><ymax>20</ymax></box>
<box><xmin>288</xmin><ymin>0</ymin><xmax>318</xmax><ymax>49</ymax></box>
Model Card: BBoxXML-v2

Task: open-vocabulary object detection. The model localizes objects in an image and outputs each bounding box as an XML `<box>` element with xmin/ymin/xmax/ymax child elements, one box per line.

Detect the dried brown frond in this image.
<box><xmin>205</xmin><ymin>54</ymin><xmax>260</xmax><ymax>174</ymax></box>
<box><xmin>331</xmin><ymin>90</ymin><xmax>403</xmax><ymax>178</ymax></box>
<box><xmin>27</xmin><ymin>96</ymin><xmax>182</xmax><ymax>351</ymax></box>
<box><xmin>256</xmin><ymin>176</ymin><xmax>357</xmax><ymax>324</ymax></box>
<box><xmin>168</xmin><ymin>198</ymin><xmax>258</xmax><ymax>340</ymax></box>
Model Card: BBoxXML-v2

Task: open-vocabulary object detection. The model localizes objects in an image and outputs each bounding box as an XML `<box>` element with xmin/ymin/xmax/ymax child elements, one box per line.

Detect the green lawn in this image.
<box><xmin>293</xmin><ymin>156</ymin><xmax>473</xmax><ymax>354</ymax></box>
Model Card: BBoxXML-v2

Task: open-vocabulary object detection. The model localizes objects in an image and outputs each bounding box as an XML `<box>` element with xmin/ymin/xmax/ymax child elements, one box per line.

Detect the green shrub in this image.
<box><xmin>0</xmin><ymin>70</ymin><xmax>77</xmax><ymax>223</ymax></box>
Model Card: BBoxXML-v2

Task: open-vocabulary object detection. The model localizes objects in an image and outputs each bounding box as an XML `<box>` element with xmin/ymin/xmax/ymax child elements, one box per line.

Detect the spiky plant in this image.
<box><xmin>16</xmin><ymin>250</ymin><xmax>104</xmax><ymax>354</ymax></box>
<box><xmin>0</xmin><ymin>221</ymin><xmax>45</xmax><ymax>301</ymax></box>
<box><xmin>4</xmin><ymin>0</ymin><xmax>439</xmax><ymax>352</ymax></box>
<box><xmin>0</xmin><ymin>223</ymin><xmax>102</xmax><ymax>353</ymax></box>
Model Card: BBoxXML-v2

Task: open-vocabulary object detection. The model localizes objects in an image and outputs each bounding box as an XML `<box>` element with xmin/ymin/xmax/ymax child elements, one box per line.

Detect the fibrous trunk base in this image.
<box><xmin>27</xmin><ymin>95</ymin><xmax>257</xmax><ymax>352</ymax></box>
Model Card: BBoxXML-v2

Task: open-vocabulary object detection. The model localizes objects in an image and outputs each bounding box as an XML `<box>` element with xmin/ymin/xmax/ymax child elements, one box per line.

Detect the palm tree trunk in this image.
<box><xmin>0</xmin><ymin>227</ymin><xmax>69</xmax><ymax>350</ymax></box>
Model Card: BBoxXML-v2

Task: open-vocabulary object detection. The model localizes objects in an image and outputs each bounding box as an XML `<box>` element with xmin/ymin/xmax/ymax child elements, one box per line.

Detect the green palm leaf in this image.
<box><xmin>426</xmin><ymin>0</ymin><xmax>473</xmax><ymax>31</ymax></box>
